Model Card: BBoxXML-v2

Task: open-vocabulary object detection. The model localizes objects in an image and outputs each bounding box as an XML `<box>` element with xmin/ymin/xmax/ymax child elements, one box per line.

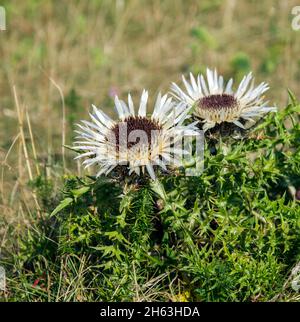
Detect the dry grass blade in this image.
<box><xmin>25</xmin><ymin>109</ymin><xmax>40</xmax><ymax>176</ymax></box>
<box><xmin>12</xmin><ymin>86</ymin><xmax>41</xmax><ymax>215</ymax></box>
<box><xmin>13</xmin><ymin>86</ymin><xmax>33</xmax><ymax>181</ymax></box>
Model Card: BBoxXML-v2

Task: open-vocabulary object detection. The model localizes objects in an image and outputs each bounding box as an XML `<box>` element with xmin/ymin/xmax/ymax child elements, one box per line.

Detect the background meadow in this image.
<box><xmin>0</xmin><ymin>0</ymin><xmax>300</xmax><ymax>301</ymax></box>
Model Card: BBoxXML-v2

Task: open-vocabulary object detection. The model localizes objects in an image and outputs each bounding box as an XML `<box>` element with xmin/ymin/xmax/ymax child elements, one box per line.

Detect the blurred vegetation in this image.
<box><xmin>0</xmin><ymin>1</ymin><xmax>299</xmax><ymax>148</ymax></box>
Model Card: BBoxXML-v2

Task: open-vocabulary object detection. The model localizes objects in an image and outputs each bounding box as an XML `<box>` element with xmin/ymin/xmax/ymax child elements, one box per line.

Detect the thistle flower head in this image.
<box><xmin>74</xmin><ymin>90</ymin><xmax>198</xmax><ymax>180</ymax></box>
<box><xmin>171</xmin><ymin>68</ymin><xmax>276</xmax><ymax>132</ymax></box>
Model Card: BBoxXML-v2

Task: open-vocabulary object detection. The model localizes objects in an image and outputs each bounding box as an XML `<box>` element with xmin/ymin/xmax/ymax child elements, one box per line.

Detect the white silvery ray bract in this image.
<box><xmin>171</xmin><ymin>68</ymin><xmax>277</xmax><ymax>131</ymax></box>
<box><xmin>73</xmin><ymin>90</ymin><xmax>198</xmax><ymax>180</ymax></box>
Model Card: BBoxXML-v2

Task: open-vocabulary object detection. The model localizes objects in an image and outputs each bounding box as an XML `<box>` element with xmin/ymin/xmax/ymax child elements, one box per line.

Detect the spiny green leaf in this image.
<box><xmin>50</xmin><ymin>197</ymin><xmax>73</xmax><ymax>217</ymax></box>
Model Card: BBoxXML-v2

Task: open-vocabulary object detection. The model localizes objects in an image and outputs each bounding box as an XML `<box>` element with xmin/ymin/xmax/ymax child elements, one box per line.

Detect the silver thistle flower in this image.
<box><xmin>74</xmin><ymin>90</ymin><xmax>198</xmax><ymax>180</ymax></box>
<box><xmin>171</xmin><ymin>68</ymin><xmax>276</xmax><ymax>132</ymax></box>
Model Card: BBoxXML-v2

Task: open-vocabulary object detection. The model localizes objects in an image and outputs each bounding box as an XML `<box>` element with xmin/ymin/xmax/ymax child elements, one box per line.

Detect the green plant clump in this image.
<box><xmin>2</xmin><ymin>95</ymin><xmax>300</xmax><ymax>302</ymax></box>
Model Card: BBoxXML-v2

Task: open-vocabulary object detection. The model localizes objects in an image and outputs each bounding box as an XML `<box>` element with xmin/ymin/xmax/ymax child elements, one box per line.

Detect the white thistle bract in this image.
<box><xmin>171</xmin><ymin>68</ymin><xmax>276</xmax><ymax>131</ymax></box>
<box><xmin>74</xmin><ymin>90</ymin><xmax>198</xmax><ymax>180</ymax></box>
